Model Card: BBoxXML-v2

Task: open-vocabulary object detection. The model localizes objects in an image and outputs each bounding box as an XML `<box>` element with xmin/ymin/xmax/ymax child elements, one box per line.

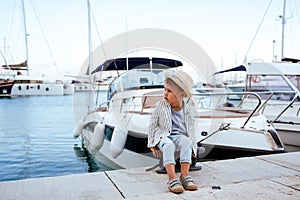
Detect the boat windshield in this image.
<box><xmin>287</xmin><ymin>75</ymin><xmax>300</xmax><ymax>92</ymax></box>
<box><xmin>247</xmin><ymin>75</ymin><xmax>295</xmax><ymax>101</ymax></box>
<box><xmin>107</xmin><ymin>69</ymin><xmax>165</xmax><ymax>100</ymax></box>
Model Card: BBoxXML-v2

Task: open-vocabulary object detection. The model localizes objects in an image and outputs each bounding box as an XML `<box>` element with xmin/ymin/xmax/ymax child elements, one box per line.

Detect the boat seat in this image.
<box><xmin>141</xmin><ymin>90</ymin><xmax>164</xmax><ymax>109</ymax></box>
<box><xmin>122</xmin><ymin>91</ymin><xmax>164</xmax><ymax>115</ymax></box>
<box><xmin>195</xmin><ymin>108</ymin><xmax>258</xmax><ymax>118</ymax></box>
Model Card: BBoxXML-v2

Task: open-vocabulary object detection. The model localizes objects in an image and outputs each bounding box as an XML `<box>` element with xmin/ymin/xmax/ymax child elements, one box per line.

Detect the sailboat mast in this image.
<box><xmin>87</xmin><ymin>0</ymin><xmax>93</xmax><ymax>112</ymax></box>
<box><xmin>21</xmin><ymin>0</ymin><xmax>29</xmax><ymax>75</ymax></box>
<box><xmin>281</xmin><ymin>0</ymin><xmax>286</xmax><ymax>60</ymax></box>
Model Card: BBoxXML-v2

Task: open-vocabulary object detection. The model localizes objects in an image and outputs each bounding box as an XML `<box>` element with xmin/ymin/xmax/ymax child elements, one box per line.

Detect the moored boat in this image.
<box><xmin>214</xmin><ymin>61</ymin><xmax>300</xmax><ymax>148</ymax></box>
<box><xmin>0</xmin><ymin>0</ymin><xmax>74</xmax><ymax>96</ymax></box>
<box><xmin>74</xmin><ymin>57</ymin><xmax>285</xmax><ymax>169</ymax></box>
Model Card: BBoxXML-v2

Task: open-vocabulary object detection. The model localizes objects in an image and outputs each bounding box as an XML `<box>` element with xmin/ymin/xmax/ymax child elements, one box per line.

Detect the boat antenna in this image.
<box><xmin>243</xmin><ymin>0</ymin><xmax>272</xmax><ymax>63</ymax></box>
<box><xmin>272</xmin><ymin>39</ymin><xmax>277</xmax><ymax>62</ymax></box>
<box><xmin>21</xmin><ymin>0</ymin><xmax>29</xmax><ymax>75</ymax></box>
<box><xmin>279</xmin><ymin>0</ymin><xmax>286</xmax><ymax>60</ymax></box>
<box><xmin>125</xmin><ymin>16</ymin><xmax>129</xmax><ymax>71</ymax></box>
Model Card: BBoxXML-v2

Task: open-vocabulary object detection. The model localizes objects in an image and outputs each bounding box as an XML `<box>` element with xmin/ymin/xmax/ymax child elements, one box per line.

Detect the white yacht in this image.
<box><xmin>74</xmin><ymin>57</ymin><xmax>285</xmax><ymax>169</ymax></box>
<box><xmin>0</xmin><ymin>0</ymin><xmax>74</xmax><ymax>96</ymax></box>
<box><xmin>214</xmin><ymin>60</ymin><xmax>300</xmax><ymax>148</ymax></box>
<box><xmin>245</xmin><ymin>61</ymin><xmax>300</xmax><ymax>148</ymax></box>
<box><xmin>0</xmin><ymin>67</ymin><xmax>65</xmax><ymax>96</ymax></box>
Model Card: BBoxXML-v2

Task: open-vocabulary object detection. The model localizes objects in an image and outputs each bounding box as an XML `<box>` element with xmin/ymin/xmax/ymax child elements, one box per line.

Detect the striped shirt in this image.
<box><xmin>148</xmin><ymin>99</ymin><xmax>197</xmax><ymax>153</ymax></box>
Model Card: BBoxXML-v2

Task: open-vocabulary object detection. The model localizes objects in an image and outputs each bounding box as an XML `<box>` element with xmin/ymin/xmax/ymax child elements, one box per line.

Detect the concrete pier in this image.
<box><xmin>1</xmin><ymin>152</ymin><xmax>300</xmax><ymax>199</ymax></box>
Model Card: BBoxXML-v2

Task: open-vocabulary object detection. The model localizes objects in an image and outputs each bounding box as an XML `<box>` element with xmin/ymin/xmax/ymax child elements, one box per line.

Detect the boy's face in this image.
<box><xmin>164</xmin><ymin>82</ymin><xmax>183</xmax><ymax>107</ymax></box>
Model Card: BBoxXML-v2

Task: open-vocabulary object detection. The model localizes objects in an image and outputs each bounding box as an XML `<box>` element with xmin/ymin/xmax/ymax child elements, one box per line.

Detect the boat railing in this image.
<box><xmin>193</xmin><ymin>91</ymin><xmax>262</xmax><ymax>128</ymax></box>
<box><xmin>100</xmin><ymin>91</ymin><xmax>263</xmax><ymax>128</ymax></box>
<box><xmin>254</xmin><ymin>90</ymin><xmax>300</xmax><ymax>122</ymax></box>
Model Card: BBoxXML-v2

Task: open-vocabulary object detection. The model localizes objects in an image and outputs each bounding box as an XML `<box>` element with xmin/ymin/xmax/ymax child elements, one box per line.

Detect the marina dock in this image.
<box><xmin>1</xmin><ymin>151</ymin><xmax>299</xmax><ymax>199</ymax></box>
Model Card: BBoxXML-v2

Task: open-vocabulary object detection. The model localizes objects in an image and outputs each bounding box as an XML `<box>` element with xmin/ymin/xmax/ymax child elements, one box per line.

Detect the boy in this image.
<box><xmin>148</xmin><ymin>69</ymin><xmax>198</xmax><ymax>194</ymax></box>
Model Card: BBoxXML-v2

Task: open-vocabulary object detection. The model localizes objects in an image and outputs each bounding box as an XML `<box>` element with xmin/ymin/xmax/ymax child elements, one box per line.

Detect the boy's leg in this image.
<box><xmin>165</xmin><ymin>163</ymin><xmax>176</xmax><ymax>180</ymax></box>
<box><xmin>158</xmin><ymin>136</ymin><xmax>176</xmax><ymax>180</ymax></box>
<box><xmin>180</xmin><ymin>162</ymin><xmax>190</xmax><ymax>177</ymax></box>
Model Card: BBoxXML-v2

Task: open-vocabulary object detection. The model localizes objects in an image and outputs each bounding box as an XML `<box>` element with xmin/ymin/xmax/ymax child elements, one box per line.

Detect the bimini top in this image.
<box><xmin>246</xmin><ymin>62</ymin><xmax>300</xmax><ymax>75</ymax></box>
<box><xmin>213</xmin><ymin>61</ymin><xmax>300</xmax><ymax>76</ymax></box>
<box><xmin>91</xmin><ymin>57</ymin><xmax>183</xmax><ymax>74</ymax></box>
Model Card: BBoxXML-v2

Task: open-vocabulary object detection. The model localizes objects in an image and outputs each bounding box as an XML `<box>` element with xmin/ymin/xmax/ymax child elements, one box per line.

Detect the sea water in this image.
<box><xmin>0</xmin><ymin>92</ymin><xmax>113</xmax><ymax>182</ymax></box>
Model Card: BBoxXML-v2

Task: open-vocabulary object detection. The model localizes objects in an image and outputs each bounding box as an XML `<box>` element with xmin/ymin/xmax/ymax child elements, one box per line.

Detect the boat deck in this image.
<box><xmin>1</xmin><ymin>152</ymin><xmax>299</xmax><ymax>199</ymax></box>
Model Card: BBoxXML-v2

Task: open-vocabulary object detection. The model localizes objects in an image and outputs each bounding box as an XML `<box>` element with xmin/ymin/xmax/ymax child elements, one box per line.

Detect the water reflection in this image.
<box><xmin>73</xmin><ymin>144</ymin><xmax>114</xmax><ymax>172</ymax></box>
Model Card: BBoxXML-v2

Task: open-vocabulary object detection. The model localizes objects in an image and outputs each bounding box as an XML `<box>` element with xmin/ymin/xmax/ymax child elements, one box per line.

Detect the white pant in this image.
<box><xmin>158</xmin><ymin>134</ymin><xmax>192</xmax><ymax>166</ymax></box>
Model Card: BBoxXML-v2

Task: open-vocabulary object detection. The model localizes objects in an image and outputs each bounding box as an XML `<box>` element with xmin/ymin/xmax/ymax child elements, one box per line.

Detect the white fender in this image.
<box><xmin>110</xmin><ymin>127</ymin><xmax>128</xmax><ymax>158</ymax></box>
<box><xmin>92</xmin><ymin>122</ymin><xmax>105</xmax><ymax>150</ymax></box>
<box><xmin>73</xmin><ymin>119</ymin><xmax>85</xmax><ymax>138</ymax></box>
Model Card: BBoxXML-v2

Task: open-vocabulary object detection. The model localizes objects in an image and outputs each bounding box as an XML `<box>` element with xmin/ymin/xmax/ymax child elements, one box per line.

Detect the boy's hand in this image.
<box><xmin>150</xmin><ymin>147</ymin><xmax>162</xmax><ymax>158</ymax></box>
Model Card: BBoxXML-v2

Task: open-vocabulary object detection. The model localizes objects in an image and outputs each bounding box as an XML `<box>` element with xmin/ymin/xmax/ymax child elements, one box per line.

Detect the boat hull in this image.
<box><xmin>0</xmin><ymin>81</ymin><xmax>14</xmax><ymax>97</ymax></box>
<box><xmin>273</xmin><ymin>124</ymin><xmax>300</xmax><ymax>147</ymax></box>
<box><xmin>82</xmin><ymin>126</ymin><xmax>157</xmax><ymax>169</ymax></box>
<box><xmin>80</xmin><ymin>115</ymin><xmax>285</xmax><ymax>169</ymax></box>
<box><xmin>63</xmin><ymin>83</ymin><xmax>74</xmax><ymax>95</ymax></box>
<box><xmin>262</xmin><ymin>102</ymin><xmax>300</xmax><ymax>147</ymax></box>
<box><xmin>11</xmin><ymin>83</ymin><xmax>64</xmax><ymax>96</ymax></box>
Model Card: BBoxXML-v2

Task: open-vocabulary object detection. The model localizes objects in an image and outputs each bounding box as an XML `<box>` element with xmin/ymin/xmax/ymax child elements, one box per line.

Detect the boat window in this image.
<box><xmin>107</xmin><ymin>69</ymin><xmax>165</xmax><ymax>100</ymax></box>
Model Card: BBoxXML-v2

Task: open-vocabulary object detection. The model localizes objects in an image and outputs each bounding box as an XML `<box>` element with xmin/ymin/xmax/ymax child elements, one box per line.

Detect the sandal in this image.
<box><xmin>180</xmin><ymin>176</ymin><xmax>198</xmax><ymax>191</ymax></box>
<box><xmin>168</xmin><ymin>178</ymin><xmax>184</xmax><ymax>194</ymax></box>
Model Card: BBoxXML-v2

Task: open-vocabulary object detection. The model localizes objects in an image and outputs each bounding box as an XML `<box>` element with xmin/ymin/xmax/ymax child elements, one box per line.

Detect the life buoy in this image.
<box><xmin>110</xmin><ymin>127</ymin><xmax>128</xmax><ymax>158</ymax></box>
<box><xmin>92</xmin><ymin>122</ymin><xmax>105</xmax><ymax>150</ymax></box>
<box><xmin>251</xmin><ymin>76</ymin><xmax>260</xmax><ymax>83</ymax></box>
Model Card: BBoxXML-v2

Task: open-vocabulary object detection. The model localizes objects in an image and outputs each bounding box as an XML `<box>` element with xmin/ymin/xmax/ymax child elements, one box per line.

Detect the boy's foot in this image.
<box><xmin>168</xmin><ymin>178</ymin><xmax>184</xmax><ymax>194</ymax></box>
<box><xmin>180</xmin><ymin>176</ymin><xmax>198</xmax><ymax>191</ymax></box>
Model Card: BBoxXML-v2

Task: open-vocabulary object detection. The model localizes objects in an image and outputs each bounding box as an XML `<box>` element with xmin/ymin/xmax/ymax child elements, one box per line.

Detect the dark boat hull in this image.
<box><xmin>0</xmin><ymin>81</ymin><xmax>14</xmax><ymax>97</ymax></box>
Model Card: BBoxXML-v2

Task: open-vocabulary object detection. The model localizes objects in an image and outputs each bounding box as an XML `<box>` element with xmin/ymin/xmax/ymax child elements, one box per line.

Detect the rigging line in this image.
<box><xmin>90</xmin><ymin>3</ymin><xmax>106</xmax><ymax>83</ymax></box>
<box><xmin>7</xmin><ymin>0</ymin><xmax>17</xmax><ymax>62</ymax></box>
<box><xmin>243</xmin><ymin>0</ymin><xmax>273</xmax><ymax>63</ymax></box>
<box><xmin>89</xmin><ymin>0</ymin><xmax>107</xmax><ymax>107</ymax></box>
<box><xmin>0</xmin><ymin>49</ymin><xmax>8</xmax><ymax>67</ymax></box>
<box><xmin>29</xmin><ymin>0</ymin><xmax>62</xmax><ymax>78</ymax></box>
<box><xmin>90</xmin><ymin>6</ymin><xmax>107</xmax><ymax>59</ymax></box>
<box><xmin>3</xmin><ymin>39</ymin><xmax>15</xmax><ymax>64</ymax></box>
<box><xmin>294</xmin><ymin>0</ymin><xmax>300</xmax><ymax>23</ymax></box>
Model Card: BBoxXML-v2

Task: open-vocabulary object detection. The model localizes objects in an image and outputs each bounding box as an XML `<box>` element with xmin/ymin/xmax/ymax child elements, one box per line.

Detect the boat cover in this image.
<box><xmin>91</xmin><ymin>57</ymin><xmax>183</xmax><ymax>74</ymax></box>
